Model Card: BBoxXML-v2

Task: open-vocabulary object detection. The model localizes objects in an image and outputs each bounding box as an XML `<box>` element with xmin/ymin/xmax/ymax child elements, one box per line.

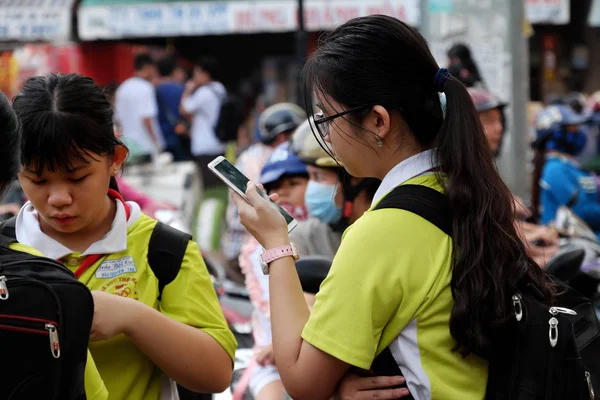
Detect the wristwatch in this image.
<box><xmin>260</xmin><ymin>243</ymin><xmax>300</xmax><ymax>275</ymax></box>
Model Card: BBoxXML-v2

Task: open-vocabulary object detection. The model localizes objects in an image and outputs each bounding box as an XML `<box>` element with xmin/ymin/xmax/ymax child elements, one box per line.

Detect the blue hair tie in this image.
<box><xmin>433</xmin><ymin>68</ymin><xmax>451</xmax><ymax>92</ymax></box>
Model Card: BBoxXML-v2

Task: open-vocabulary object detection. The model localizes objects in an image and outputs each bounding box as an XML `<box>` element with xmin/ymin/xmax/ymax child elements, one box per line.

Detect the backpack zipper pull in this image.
<box><xmin>0</xmin><ymin>276</ymin><xmax>8</xmax><ymax>300</ymax></box>
<box><xmin>45</xmin><ymin>323</ymin><xmax>60</xmax><ymax>359</ymax></box>
<box><xmin>586</xmin><ymin>371</ymin><xmax>595</xmax><ymax>400</ymax></box>
<box><xmin>549</xmin><ymin>306</ymin><xmax>577</xmax><ymax>316</ymax></box>
<box><xmin>512</xmin><ymin>294</ymin><xmax>523</xmax><ymax>321</ymax></box>
<box><xmin>549</xmin><ymin>317</ymin><xmax>559</xmax><ymax>347</ymax></box>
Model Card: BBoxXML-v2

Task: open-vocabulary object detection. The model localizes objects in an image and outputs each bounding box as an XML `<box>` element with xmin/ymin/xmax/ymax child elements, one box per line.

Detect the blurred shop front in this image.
<box><xmin>0</xmin><ymin>0</ymin><xmax>78</xmax><ymax>96</ymax></box>
<box><xmin>527</xmin><ymin>0</ymin><xmax>600</xmax><ymax>102</ymax></box>
<box><xmin>76</xmin><ymin>0</ymin><xmax>422</xmax><ymax>105</ymax></box>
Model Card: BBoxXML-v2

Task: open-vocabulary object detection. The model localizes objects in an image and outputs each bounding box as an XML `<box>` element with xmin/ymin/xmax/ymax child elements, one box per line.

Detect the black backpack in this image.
<box><xmin>0</xmin><ymin>218</ymin><xmax>213</xmax><ymax>400</ymax></box>
<box><xmin>0</xmin><ymin>233</ymin><xmax>94</xmax><ymax>399</ymax></box>
<box><xmin>210</xmin><ymin>86</ymin><xmax>244</xmax><ymax>143</ymax></box>
<box><xmin>369</xmin><ymin>184</ymin><xmax>600</xmax><ymax>400</ymax></box>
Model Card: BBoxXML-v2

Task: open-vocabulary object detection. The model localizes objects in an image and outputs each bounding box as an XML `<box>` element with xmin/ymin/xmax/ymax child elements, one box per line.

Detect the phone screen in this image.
<box><xmin>212</xmin><ymin>158</ymin><xmax>296</xmax><ymax>227</ymax></box>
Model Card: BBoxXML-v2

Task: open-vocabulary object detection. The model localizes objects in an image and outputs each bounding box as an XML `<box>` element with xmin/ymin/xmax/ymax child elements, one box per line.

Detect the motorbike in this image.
<box><xmin>547</xmin><ymin>205</ymin><xmax>600</xmax><ymax>312</ymax></box>
<box><xmin>226</xmin><ymin>256</ymin><xmax>334</xmax><ymax>400</ymax></box>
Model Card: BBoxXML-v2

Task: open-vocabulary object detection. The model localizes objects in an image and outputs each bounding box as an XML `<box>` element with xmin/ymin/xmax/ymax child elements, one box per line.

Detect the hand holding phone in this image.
<box><xmin>208</xmin><ymin>156</ymin><xmax>298</xmax><ymax>233</ymax></box>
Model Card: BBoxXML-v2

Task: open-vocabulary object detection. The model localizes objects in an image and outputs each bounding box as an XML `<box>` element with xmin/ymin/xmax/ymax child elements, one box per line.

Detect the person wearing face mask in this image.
<box><xmin>288</xmin><ymin>118</ymin><xmax>380</xmax><ymax>258</ymax></box>
<box><xmin>532</xmin><ymin>105</ymin><xmax>600</xmax><ymax>235</ymax></box>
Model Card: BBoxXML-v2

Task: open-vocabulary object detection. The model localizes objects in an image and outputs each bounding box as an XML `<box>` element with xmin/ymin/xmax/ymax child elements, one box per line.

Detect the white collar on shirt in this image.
<box><xmin>371</xmin><ymin>149</ymin><xmax>438</xmax><ymax>206</ymax></box>
<box><xmin>15</xmin><ymin>200</ymin><xmax>142</xmax><ymax>260</ymax></box>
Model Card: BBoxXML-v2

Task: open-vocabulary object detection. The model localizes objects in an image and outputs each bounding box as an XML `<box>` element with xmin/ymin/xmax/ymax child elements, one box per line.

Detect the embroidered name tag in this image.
<box><xmin>95</xmin><ymin>256</ymin><xmax>137</xmax><ymax>279</ymax></box>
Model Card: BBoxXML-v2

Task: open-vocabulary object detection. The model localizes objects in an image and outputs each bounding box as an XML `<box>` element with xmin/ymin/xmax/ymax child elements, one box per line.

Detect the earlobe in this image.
<box><xmin>372</xmin><ymin>105</ymin><xmax>391</xmax><ymax>140</ymax></box>
<box><xmin>110</xmin><ymin>145</ymin><xmax>129</xmax><ymax>173</ymax></box>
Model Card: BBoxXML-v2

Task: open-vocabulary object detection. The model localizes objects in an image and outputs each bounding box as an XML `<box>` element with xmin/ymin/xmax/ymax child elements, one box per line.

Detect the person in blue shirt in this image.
<box><xmin>535</xmin><ymin>105</ymin><xmax>600</xmax><ymax>234</ymax></box>
<box><xmin>156</xmin><ymin>55</ymin><xmax>189</xmax><ymax>161</ymax></box>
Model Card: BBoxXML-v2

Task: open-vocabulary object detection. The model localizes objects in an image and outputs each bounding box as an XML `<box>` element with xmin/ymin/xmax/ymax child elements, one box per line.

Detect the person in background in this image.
<box><xmin>534</xmin><ymin>105</ymin><xmax>600</xmax><ymax>237</ymax></box>
<box><xmin>156</xmin><ymin>55</ymin><xmax>189</xmax><ymax>162</ymax></box>
<box><xmin>289</xmin><ymin>118</ymin><xmax>380</xmax><ymax>258</ymax></box>
<box><xmin>468</xmin><ymin>87</ymin><xmax>559</xmax><ymax>267</ymax></box>
<box><xmin>180</xmin><ymin>56</ymin><xmax>227</xmax><ymax>189</ymax></box>
<box><xmin>114</xmin><ymin>54</ymin><xmax>165</xmax><ymax>162</ymax></box>
<box><xmin>221</xmin><ymin>103</ymin><xmax>305</xmax><ymax>283</ymax></box>
<box><xmin>173</xmin><ymin>64</ymin><xmax>189</xmax><ymax>85</ymax></box>
<box><xmin>447</xmin><ymin>43</ymin><xmax>485</xmax><ymax>89</ymax></box>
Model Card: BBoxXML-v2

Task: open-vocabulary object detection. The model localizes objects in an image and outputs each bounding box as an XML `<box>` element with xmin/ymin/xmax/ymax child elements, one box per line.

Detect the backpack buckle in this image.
<box><xmin>549</xmin><ymin>317</ymin><xmax>559</xmax><ymax>347</ymax></box>
<box><xmin>512</xmin><ymin>294</ymin><xmax>523</xmax><ymax>321</ymax></box>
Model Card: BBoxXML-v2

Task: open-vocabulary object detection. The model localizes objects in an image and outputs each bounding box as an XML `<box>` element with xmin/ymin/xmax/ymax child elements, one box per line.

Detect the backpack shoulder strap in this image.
<box><xmin>0</xmin><ymin>216</ymin><xmax>17</xmax><ymax>240</ymax></box>
<box><xmin>373</xmin><ymin>184</ymin><xmax>452</xmax><ymax>237</ymax></box>
<box><xmin>369</xmin><ymin>184</ymin><xmax>451</xmax><ymax>392</ymax></box>
<box><xmin>147</xmin><ymin>222</ymin><xmax>192</xmax><ymax>301</ymax></box>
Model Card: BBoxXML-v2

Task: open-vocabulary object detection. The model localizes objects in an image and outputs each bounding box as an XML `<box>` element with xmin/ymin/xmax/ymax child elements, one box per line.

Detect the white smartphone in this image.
<box><xmin>208</xmin><ymin>156</ymin><xmax>298</xmax><ymax>233</ymax></box>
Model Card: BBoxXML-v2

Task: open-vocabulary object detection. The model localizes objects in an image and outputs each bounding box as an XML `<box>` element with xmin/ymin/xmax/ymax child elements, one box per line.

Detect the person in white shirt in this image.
<box><xmin>115</xmin><ymin>54</ymin><xmax>164</xmax><ymax>161</ymax></box>
<box><xmin>180</xmin><ymin>56</ymin><xmax>226</xmax><ymax>188</ymax></box>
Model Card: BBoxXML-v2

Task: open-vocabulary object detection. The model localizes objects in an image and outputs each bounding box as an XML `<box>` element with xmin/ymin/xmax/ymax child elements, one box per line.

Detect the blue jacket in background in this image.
<box><xmin>541</xmin><ymin>154</ymin><xmax>600</xmax><ymax>233</ymax></box>
<box><xmin>156</xmin><ymin>82</ymin><xmax>187</xmax><ymax>160</ymax></box>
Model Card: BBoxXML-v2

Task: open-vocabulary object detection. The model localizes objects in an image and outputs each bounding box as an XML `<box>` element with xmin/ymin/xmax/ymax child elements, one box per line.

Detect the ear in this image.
<box><xmin>368</xmin><ymin>105</ymin><xmax>392</xmax><ymax>140</ymax></box>
<box><xmin>109</xmin><ymin>145</ymin><xmax>128</xmax><ymax>175</ymax></box>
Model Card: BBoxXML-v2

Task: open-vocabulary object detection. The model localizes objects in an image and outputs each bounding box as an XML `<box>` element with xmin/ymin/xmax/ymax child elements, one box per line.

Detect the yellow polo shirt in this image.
<box><xmin>14</xmin><ymin>200</ymin><xmax>237</xmax><ymax>400</ymax></box>
<box><xmin>8</xmin><ymin>242</ymin><xmax>108</xmax><ymax>400</ymax></box>
<box><xmin>61</xmin><ymin>214</ymin><xmax>237</xmax><ymax>400</ymax></box>
<box><xmin>302</xmin><ymin>174</ymin><xmax>488</xmax><ymax>399</ymax></box>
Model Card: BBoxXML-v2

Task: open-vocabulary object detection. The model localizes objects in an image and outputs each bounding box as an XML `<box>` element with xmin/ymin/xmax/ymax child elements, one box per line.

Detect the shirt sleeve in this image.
<box><xmin>301</xmin><ymin>210</ymin><xmax>451</xmax><ymax>370</ymax></box>
<box><xmin>182</xmin><ymin>87</ymin><xmax>215</xmax><ymax>115</ymax></box>
<box><xmin>159</xmin><ymin>241</ymin><xmax>237</xmax><ymax>361</ymax></box>
<box><xmin>85</xmin><ymin>351</ymin><xmax>108</xmax><ymax>400</ymax></box>
<box><xmin>137</xmin><ymin>84</ymin><xmax>158</xmax><ymax>119</ymax></box>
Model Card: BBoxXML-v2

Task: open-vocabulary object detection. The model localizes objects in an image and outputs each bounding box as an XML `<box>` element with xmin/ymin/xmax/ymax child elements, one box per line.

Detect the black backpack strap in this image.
<box><xmin>369</xmin><ymin>184</ymin><xmax>451</xmax><ymax>394</ymax></box>
<box><xmin>0</xmin><ymin>217</ymin><xmax>17</xmax><ymax>247</ymax></box>
<box><xmin>373</xmin><ymin>184</ymin><xmax>452</xmax><ymax>236</ymax></box>
<box><xmin>147</xmin><ymin>222</ymin><xmax>192</xmax><ymax>301</ymax></box>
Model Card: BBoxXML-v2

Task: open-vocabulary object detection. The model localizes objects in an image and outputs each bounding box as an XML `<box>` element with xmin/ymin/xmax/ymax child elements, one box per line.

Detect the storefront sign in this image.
<box><xmin>79</xmin><ymin>0</ymin><xmax>420</xmax><ymax>40</ymax></box>
<box><xmin>0</xmin><ymin>0</ymin><xmax>74</xmax><ymax>41</ymax></box>
<box><xmin>525</xmin><ymin>0</ymin><xmax>570</xmax><ymax>25</ymax></box>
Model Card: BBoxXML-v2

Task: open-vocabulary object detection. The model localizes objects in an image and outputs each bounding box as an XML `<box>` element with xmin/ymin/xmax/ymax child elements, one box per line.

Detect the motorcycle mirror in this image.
<box><xmin>295</xmin><ymin>256</ymin><xmax>332</xmax><ymax>294</ymax></box>
<box><xmin>545</xmin><ymin>247</ymin><xmax>585</xmax><ymax>282</ymax></box>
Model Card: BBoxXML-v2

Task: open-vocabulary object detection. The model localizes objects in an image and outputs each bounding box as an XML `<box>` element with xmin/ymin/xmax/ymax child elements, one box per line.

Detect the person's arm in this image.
<box><xmin>124</xmin><ymin>298</ymin><xmax>232</xmax><ymax>392</ymax></box>
<box><xmin>138</xmin><ymin>85</ymin><xmax>160</xmax><ymax>147</ymax></box>
<box><xmin>143</xmin><ymin>117</ymin><xmax>159</xmax><ymax>144</ymax></box>
<box><xmin>337</xmin><ymin>373</ymin><xmax>409</xmax><ymax>400</ymax></box>
<box><xmin>180</xmin><ymin>80</ymin><xmax>199</xmax><ymax>117</ymax></box>
<box><xmin>233</xmin><ymin>184</ymin><xmax>412</xmax><ymax>400</ymax></box>
<box><xmin>90</xmin><ymin>241</ymin><xmax>235</xmax><ymax>393</ymax></box>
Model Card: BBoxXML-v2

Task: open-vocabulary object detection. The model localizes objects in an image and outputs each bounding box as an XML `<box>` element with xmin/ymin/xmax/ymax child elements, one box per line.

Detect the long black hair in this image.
<box><xmin>12</xmin><ymin>74</ymin><xmax>125</xmax><ymax>191</ymax></box>
<box><xmin>302</xmin><ymin>15</ymin><xmax>551</xmax><ymax>359</ymax></box>
<box><xmin>0</xmin><ymin>91</ymin><xmax>20</xmax><ymax>196</ymax></box>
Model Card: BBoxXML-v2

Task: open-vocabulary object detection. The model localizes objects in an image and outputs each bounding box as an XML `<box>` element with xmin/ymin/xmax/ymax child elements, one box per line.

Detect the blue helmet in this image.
<box><xmin>259</xmin><ymin>142</ymin><xmax>308</xmax><ymax>187</ymax></box>
<box><xmin>535</xmin><ymin>105</ymin><xmax>589</xmax><ymax>134</ymax></box>
<box><xmin>535</xmin><ymin>105</ymin><xmax>590</xmax><ymax>155</ymax></box>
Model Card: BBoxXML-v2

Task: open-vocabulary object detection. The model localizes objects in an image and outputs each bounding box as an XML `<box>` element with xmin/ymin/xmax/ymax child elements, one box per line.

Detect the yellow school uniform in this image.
<box><xmin>302</xmin><ymin>151</ymin><xmax>488</xmax><ymax>400</ymax></box>
<box><xmin>15</xmin><ymin>200</ymin><xmax>236</xmax><ymax>400</ymax></box>
<box><xmin>8</xmin><ymin>242</ymin><xmax>108</xmax><ymax>400</ymax></box>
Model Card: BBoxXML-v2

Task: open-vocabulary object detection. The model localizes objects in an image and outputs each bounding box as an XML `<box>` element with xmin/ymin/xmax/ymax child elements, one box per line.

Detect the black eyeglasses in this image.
<box><xmin>313</xmin><ymin>105</ymin><xmax>371</xmax><ymax>139</ymax></box>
